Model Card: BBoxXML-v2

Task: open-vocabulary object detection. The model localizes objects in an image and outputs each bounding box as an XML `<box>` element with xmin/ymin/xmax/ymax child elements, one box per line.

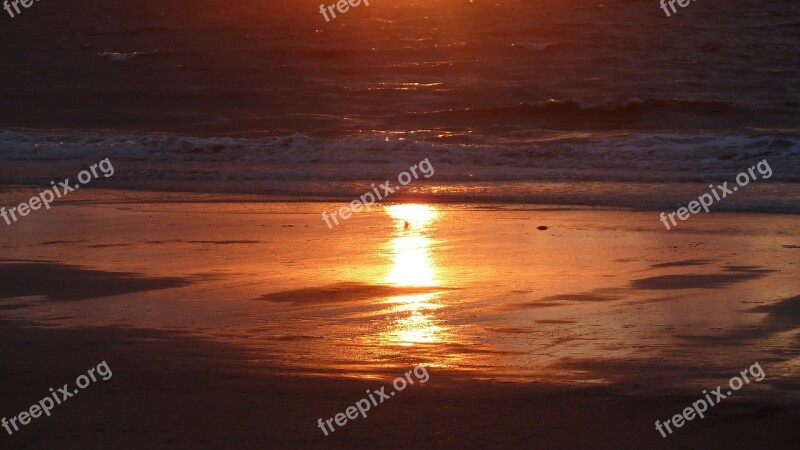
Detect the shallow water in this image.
<box><xmin>1</xmin><ymin>200</ymin><xmax>797</xmax><ymax>396</ymax></box>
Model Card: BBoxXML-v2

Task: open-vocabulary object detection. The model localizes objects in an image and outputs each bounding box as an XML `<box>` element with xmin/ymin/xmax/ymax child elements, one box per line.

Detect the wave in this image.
<box><xmin>1</xmin><ymin>129</ymin><xmax>798</xmax><ymax>212</ymax></box>
<box><xmin>1</xmin><ymin>129</ymin><xmax>797</xmax><ymax>180</ymax></box>
<box><xmin>506</xmin><ymin>42</ymin><xmax>564</xmax><ymax>51</ymax></box>
<box><xmin>411</xmin><ymin>97</ymin><xmax>749</xmax><ymax>119</ymax></box>
<box><xmin>400</xmin><ymin>97</ymin><xmax>798</xmax><ymax>130</ymax></box>
<box><xmin>96</xmin><ymin>50</ymin><xmax>167</xmax><ymax>61</ymax></box>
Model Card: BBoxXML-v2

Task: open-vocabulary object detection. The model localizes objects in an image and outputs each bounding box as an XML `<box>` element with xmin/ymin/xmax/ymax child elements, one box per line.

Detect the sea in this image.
<box><xmin>1</xmin><ymin>0</ymin><xmax>798</xmax><ymax>212</ymax></box>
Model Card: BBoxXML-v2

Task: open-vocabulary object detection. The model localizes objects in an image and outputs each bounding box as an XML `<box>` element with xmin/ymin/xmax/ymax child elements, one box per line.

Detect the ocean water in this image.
<box><xmin>0</xmin><ymin>0</ymin><xmax>798</xmax><ymax>211</ymax></box>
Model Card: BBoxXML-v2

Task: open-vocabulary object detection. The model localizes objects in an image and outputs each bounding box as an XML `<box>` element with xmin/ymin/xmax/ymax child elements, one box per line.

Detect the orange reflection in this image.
<box><xmin>387</xmin><ymin>204</ymin><xmax>437</xmax><ymax>230</ymax></box>
<box><xmin>385</xmin><ymin>204</ymin><xmax>439</xmax><ymax>287</ymax></box>
<box><xmin>382</xmin><ymin>293</ymin><xmax>443</xmax><ymax>346</ymax></box>
<box><xmin>379</xmin><ymin>204</ymin><xmax>448</xmax><ymax>346</ymax></box>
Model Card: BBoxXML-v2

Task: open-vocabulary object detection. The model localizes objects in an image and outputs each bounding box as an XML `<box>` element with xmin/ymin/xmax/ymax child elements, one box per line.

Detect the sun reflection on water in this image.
<box><xmin>379</xmin><ymin>204</ymin><xmax>449</xmax><ymax>347</ymax></box>
<box><xmin>383</xmin><ymin>293</ymin><xmax>443</xmax><ymax>346</ymax></box>
<box><xmin>385</xmin><ymin>204</ymin><xmax>439</xmax><ymax>288</ymax></box>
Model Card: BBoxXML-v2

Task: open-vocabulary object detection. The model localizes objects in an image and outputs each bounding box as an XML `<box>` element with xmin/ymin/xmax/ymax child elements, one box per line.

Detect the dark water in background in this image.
<box><xmin>0</xmin><ymin>0</ymin><xmax>798</xmax><ymax>209</ymax></box>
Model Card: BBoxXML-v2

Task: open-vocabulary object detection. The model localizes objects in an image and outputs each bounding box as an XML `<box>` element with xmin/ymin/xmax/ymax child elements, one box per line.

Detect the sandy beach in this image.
<box><xmin>1</xmin><ymin>196</ymin><xmax>798</xmax><ymax>448</ymax></box>
<box><xmin>2</xmin><ymin>0</ymin><xmax>799</xmax><ymax>447</ymax></box>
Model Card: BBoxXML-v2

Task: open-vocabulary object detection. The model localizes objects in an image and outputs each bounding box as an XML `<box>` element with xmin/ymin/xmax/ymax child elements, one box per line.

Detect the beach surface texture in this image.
<box><xmin>1</xmin><ymin>0</ymin><xmax>799</xmax><ymax>448</ymax></box>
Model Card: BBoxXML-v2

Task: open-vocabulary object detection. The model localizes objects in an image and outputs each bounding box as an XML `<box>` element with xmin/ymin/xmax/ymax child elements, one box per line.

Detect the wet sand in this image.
<box><xmin>2</xmin><ymin>318</ymin><xmax>799</xmax><ymax>450</ymax></box>
<box><xmin>1</xmin><ymin>196</ymin><xmax>799</xmax><ymax>448</ymax></box>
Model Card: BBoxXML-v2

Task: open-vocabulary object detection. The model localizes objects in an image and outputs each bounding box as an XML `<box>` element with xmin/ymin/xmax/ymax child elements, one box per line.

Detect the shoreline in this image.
<box><xmin>1</xmin><ymin>188</ymin><xmax>799</xmax><ymax>217</ymax></box>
